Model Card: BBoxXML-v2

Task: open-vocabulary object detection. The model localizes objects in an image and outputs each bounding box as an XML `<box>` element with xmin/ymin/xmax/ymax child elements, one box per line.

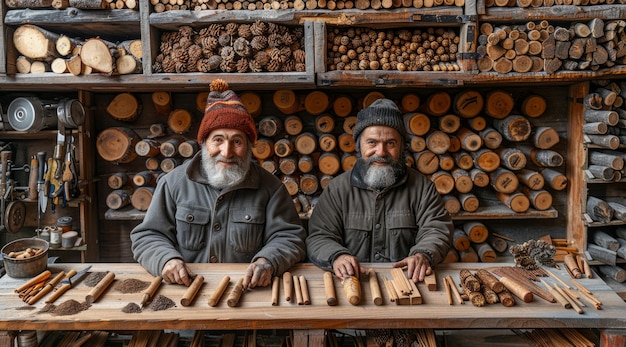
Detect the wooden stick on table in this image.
<box><xmin>445</xmin><ymin>275</ymin><xmax>464</xmax><ymax>304</ymax></box>
<box><xmin>86</xmin><ymin>271</ymin><xmax>116</xmax><ymax>304</ymax></box>
<box><xmin>15</xmin><ymin>270</ymin><xmax>51</xmax><ymax>293</ymax></box>
<box><xmin>293</xmin><ymin>275</ymin><xmax>304</xmax><ymax>305</ymax></box>
<box><xmin>553</xmin><ymin>283</ymin><xmax>583</xmax><ymax>314</ymax></box>
<box><xmin>208</xmin><ymin>275</ymin><xmax>230</xmax><ymax>307</ymax></box>
<box><xmin>299</xmin><ymin>275</ymin><xmax>310</xmax><ymax>305</ymax></box>
<box><xmin>27</xmin><ymin>271</ymin><xmax>65</xmax><ymax>305</ymax></box>
<box><xmin>368</xmin><ymin>269</ymin><xmax>383</xmax><ymax>306</ymax></box>
<box><xmin>140</xmin><ymin>276</ymin><xmax>162</xmax><ymax>308</ymax></box>
<box><xmin>227</xmin><ymin>278</ymin><xmax>244</xmax><ymax>307</ymax></box>
<box><xmin>323</xmin><ymin>271</ymin><xmax>337</xmax><ymax>306</ymax></box>
<box><xmin>180</xmin><ymin>275</ymin><xmax>204</xmax><ymax>307</ymax></box>
<box><xmin>544</xmin><ymin>268</ymin><xmax>571</xmax><ymax>289</ymax></box>
<box><xmin>271</xmin><ymin>276</ymin><xmax>280</xmax><ymax>306</ymax></box>
<box><xmin>342</xmin><ymin>276</ymin><xmax>361</xmax><ymax>305</ymax></box>
<box><xmin>282</xmin><ymin>271</ymin><xmax>292</xmax><ymax>302</ymax></box>
<box><xmin>45</xmin><ymin>269</ymin><xmax>77</xmax><ymax>304</ymax></box>
<box><xmin>444</xmin><ymin>275</ymin><xmax>454</xmax><ymax>305</ymax></box>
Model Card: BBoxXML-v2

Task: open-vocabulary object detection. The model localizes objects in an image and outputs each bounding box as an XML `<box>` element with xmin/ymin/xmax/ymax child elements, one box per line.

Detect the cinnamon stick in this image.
<box><xmin>180</xmin><ymin>275</ymin><xmax>204</xmax><ymax>307</ymax></box>
<box><xmin>85</xmin><ymin>271</ymin><xmax>115</xmax><ymax>304</ymax></box>
<box><xmin>323</xmin><ymin>271</ymin><xmax>337</xmax><ymax>306</ymax></box>
<box><xmin>208</xmin><ymin>275</ymin><xmax>230</xmax><ymax>307</ymax></box>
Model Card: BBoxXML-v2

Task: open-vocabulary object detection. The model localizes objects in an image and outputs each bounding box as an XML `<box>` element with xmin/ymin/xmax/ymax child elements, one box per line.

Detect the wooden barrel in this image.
<box><xmin>96</xmin><ymin>127</ymin><xmax>140</xmax><ymax>164</ymax></box>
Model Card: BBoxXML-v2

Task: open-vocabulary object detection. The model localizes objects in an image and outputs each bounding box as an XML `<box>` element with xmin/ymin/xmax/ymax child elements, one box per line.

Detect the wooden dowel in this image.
<box><xmin>27</xmin><ymin>271</ymin><xmax>65</xmax><ymax>305</ymax></box>
<box><xmin>299</xmin><ymin>275</ymin><xmax>310</xmax><ymax>305</ymax></box>
<box><xmin>208</xmin><ymin>275</ymin><xmax>230</xmax><ymax>307</ymax></box>
<box><xmin>383</xmin><ymin>277</ymin><xmax>398</xmax><ymax>302</ymax></box>
<box><xmin>86</xmin><ymin>271</ymin><xmax>115</xmax><ymax>304</ymax></box>
<box><xmin>445</xmin><ymin>276</ymin><xmax>464</xmax><ymax>304</ymax></box>
<box><xmin>323</xmin><ymin>272</ymin><xmax>337</xmax><ymax>306</ymax></box>
<box><xmin>562</xmin><ymin>286</ymin><xmax>586</xmax><ymax>307</ymax></box>
<box><xmin>180</xmin><ymin>275</ymin><xmax>204</xmax><ymax>307</ymax></box>
<box><xmin>16</xmin><ymin>270</ymin><xmax>51</xmax><ymax>293</ymax></box>
<box><xmin>140</xmin><ymin>276</ymin><xmax>162</xmax><ymax>307</ymax></box>
<box><xmin>271</xmin><ymin>276</ymin><xmax>280</xmax><ymax>306</ymax></box>
<box><xmin>368</xmin><ymin>269</ymin><xmax>383</xmax><ymax>306</ymax></box>
<box><xmin>343</xmin><ymin>276</ymin><xmax>361</xmax><ymax>305</ymax></box>
<box><xmin>491</xmin><ymin>233</ymin><xmax>515</xmax><ymax>242</ymax></box>
<box><xmin>545</xmin><ymin>268</ymin><xmax>571</xmax><ymax>289</ymax></box>
<box><xmin>293</xmin><ymin>275</ymin><xmax>304</xmax><ymax>305</ymax></box>
<box><xmin>283</xmin><ymin>272</ymin><xmax>293</xmax><ymax>302</ymax></box>
<box><xmin>227</xmin><ymin>278</ymin><xmax>244</xmax><ymax>307</ymax></box>
<box><xmin>445</xmin><ymin>276</ymin><xmax>454</xmax><ymax>305</ymax></box>
<box><xmin>500</xmin><ymin>276</ymin><xmax>533</xmax><ymax>303</ymax></box>
<box><xmin>553</xmin><ymin>284</ymin><xmax>583</xmax><ymax>314</ymax></box>
<box><xmin>540</xmin><ymin>279</ymin><xmax>570</xmax><ymax>309</ymax></box>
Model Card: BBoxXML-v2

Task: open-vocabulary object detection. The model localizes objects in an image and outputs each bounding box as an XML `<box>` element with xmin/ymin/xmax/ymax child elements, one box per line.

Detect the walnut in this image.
<box><xmin>250</xmin><ymin>20</ymin><xmax>267</xmax><ymax>36</ymax></box>
<box><xmin>233</xmin><ymin>37</ymin><xmax>252</xmax><ymax>57</ymax></box>
<box><xmin>238</xmin><ymin>24</ymin><xmax>253</xmax><ymax>40</ymax></box>
<box><xmin>236</xmin><ymin>58</ymin><xmax>249</xmax><ymax>73</ymax></box>
<box><xmin>251</xmin><ymin>36</ymin><xmax>268</xmax><ymax>50</ymax></box>
<box><xmin>218</xmin><ymin>34</ymin><xmax>232</xmax><ymax>47</ymax></box>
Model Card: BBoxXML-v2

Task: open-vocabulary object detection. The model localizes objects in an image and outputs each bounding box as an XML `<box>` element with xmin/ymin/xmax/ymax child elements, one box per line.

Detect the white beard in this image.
<box><xmin>363</xmin><ymin>164</ymin><xmax>396</xmax><ymax>190</ymax></box>
<box><xmin>201</xmin><ymin>146</ymin><xmax>251</xmax><ymax>189</ymax></box>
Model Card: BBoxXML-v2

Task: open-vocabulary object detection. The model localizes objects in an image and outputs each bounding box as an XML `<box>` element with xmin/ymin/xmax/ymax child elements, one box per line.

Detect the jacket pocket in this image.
<box><xmin>344</xmin><ymin>214</ymin><xmax>372</xmax><ymax>262</ymax></box>
<box><xmin>175</xmin><ymin>205</ymin><xmax>210</xmax><ymax>251</ymax></box>
<box><xmin>386</xmin><ymin>212</ymin><xmax>417</xmax><ymax>262</ymax></box>
<box><xmin>228</xmin><ymin>208</ymin><xmax>265</xmax><ymax>254</ymax></box>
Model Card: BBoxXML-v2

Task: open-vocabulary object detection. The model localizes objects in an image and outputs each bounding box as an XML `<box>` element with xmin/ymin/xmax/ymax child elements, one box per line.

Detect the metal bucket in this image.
<box><xmin>1</xmin><ymin>238</ymin><xmax>49</xmax><ymax>278</ymax></box>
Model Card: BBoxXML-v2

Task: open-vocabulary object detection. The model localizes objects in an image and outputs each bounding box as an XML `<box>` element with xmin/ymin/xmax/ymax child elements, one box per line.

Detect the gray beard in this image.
<box><xmin>201</xmin><ymin>146</ymin><xmax>251</xmax><ymax>189</ymax></box>
<box><xmin>363</xmin><ymin>164</ymin><xmax>397</xmax><ymax>190</ymax></box>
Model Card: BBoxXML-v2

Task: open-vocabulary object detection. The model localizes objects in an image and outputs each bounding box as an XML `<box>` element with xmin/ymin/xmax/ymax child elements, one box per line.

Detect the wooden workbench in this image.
<box><xmin>1</xmin><ymin>262</ymin><xmax>625</xmax><ymax>344</ymax></box>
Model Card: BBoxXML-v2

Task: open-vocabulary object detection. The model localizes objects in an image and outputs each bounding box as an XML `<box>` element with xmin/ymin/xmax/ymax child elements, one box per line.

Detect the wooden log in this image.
<box><xmin>274</xmin><ymin>90</ymin><xmax>304</xmax><ymax>115</ymax></box>
<box><xmin>496</xmin><ymin>190</ymin><xmax>530</xmax><ymax>212</ymax></box>
<box><xmin>488</xmin><ymin>234</ymin><xmax>509</xmax><ymax>253</ymax></box>
<box><xmin>463</xmin><ymin>221</ymin><xmax>489</xmax><ymax>243</ymax></box>
<box><xmin>318</xmin><ymin>152</ymin><xmax>340</xmax><ymax>176</ymax></box>
<box><xmin>318</xmin><ymin>133</ymin><xmax>337</xmax><ymax>152</ymax></box>
<box><xmin>274</xmin><ymin>138</ymin><xmax>294</xmax><ymax>158</ymax></box>
<box><xmin>252</xmin><ymin>138</ymin><xmax>274</xmax><ymax>160</ymax></box>
<box><xmin>6</xmin><ymin>0</ymin><xmax>53</xmax><ymax>7</ymax></box>
<box><xmin>541</xmin><ymin>168</ymin><xmax>567</xmax><ymax>190</ymax></box>
<box><xmin>451</xmin><ymin>168</ymin><xmax>473</xmax><ymax>193</ymax></box>
<box><xmin>431</xmin><ymin>170</ymin><xmax>455</xmax><ymax>195</ymax></box>
<box><xmin>300</xmin><ymin>174</ymin><xmax>319</xmax><ymax>195</ymax></box>
<box><xmin>470</xmin><ymin>168</ymin><xmax>490</xmax><ymax>187</ymax></box>
<box><xmin>438</xmin><ymin>153</ymin><xmax>455</xmax><ymax>171</ymax></box>
<box><xmin>470</xmin><ymin>149</ymin><xmax>500</xmax><ymax>173</ymax></box>
<box><xmin>341</xmin><ymin>153</ymin><xmax>356</xmax><ymax>172</ymax></box>
<box><xmin>106</xmin><ymin>188</ymin><xmax>132</xmax><ymax>210</ymax></box>
<box><xmin>258</xmin><ymin>116</ymin><xmax>283</xmax><ymax>138</ymax></box>
<box><xmin>598</xmin><ymin>265</ymin><xmax>626</xmax><ymax>283</ymax></box>
<box><xmin>492</xmin><ymin>115</ymin><xmax>532</xmax><ymax>142</ymax></box>
<box><xmin>135</xmin><ymin>139</ymin><xmax>161</xmax><ymax>158</ymax></box>
<box><xmin>458</xmin><ymin>192</ymin><xmax>479</xmax><ymax>212</ymax></box>
<box><xmin>453</xmin><ymin>228</ymin><xmax>471</xmax><ymax>251</ymax></box>
<box><xmin>453</xmin><ymin>90</ymin><xmax>483</xmax><ymax>119</ymax></box>
<box><xmin>484</xmin><ymin>90</ymin><xmax>514</xmax><ymax>119</ymax></box>
<box><xmin>520</xmin><ymin>94</ymin><xmax>547</xmax><ymax>118</ymax></box>
<box><xmin>116</xmin><ymin>54</ymin><xmax>142</xmax><ymax>75</ymax></box>
<box><xmin>423</xmin><ymin>91</ymin><xmax>451</xmax><ymax>116</ymax></box>
<box><xmin>408</xmin><ymin>135</ymin><xmax>426</xmax><ymax>152</ymax></box>
<box><xmin>585</xmin><ymin>109</ymin><xmax>619</xmax><ymax>126</ymax></box>
<box><xmin>499</xmin><ymin>276</ymin><xmax>533</xmax><ymax>303</ymax></box>
<box><xmin>459</xmin><ymin>246</ymin><xmax>479</xmax><ymax>262</ymax></box>
<box><xmin>473</xmin><ymin>242</ymin><xmax>497</xmax><ymax>263</ymax></box>
<box><xmin>593</xmin><ymin>230</ymin><xmax>620</xmax><ymax>251</ymax></box>
<box><xmin>479</xmin><ymin>127</ymin><xmax>503</xmax><ymax>149</ymax></box>
<box><xmin>583</xmin><ymin>122</ymin><xmax>608</xmax><ymax>135</ymax></box>
<box><xmin>608</xmin><ymin>202</ymin><xmax>626</xmax><ymax>222</ymax></box>
<box><xmin>13</xmin><ymin>25</ymin><xmax>61</xmax><ymax>62</ymax></box>
<box><xmin>442</xmin><ymin>194</ymin><xmax>461</xmax><ymax>214</ymax></box>
<box><xmin>467</xmin><ymin>116</ymin><xmax>487</xmax><ymax>132</ymax></box>
<box><xmin>522</xmin><ymin>187</ymin><xmax>553</xmax><ymax>211</ymax></box>
<box><xmin>438</xmin><ymin>114</ymin><xmax>461</xmax><ymax>134</ymax></box>
<box><xmin>81</xmin><ymin>37</ymin><xmax>116</xmax><ymax>74</ymax></box>
<box><xmin>305</xmin><ymin>90</ymin><xmax>330</xmax><ymax>116</ymax></box>
<box><xmin>119</xmin><ymin>39</ymin><xmax>143</xmax><ymax>60</ymax></box>
<box><xmin>332</xmin><ymin>95</ymin><xmax>353</xmax><ymax>117</ymax></box>
<box><xmin>294</xmin><ymin>132</ymin><xmax>317</xmax><ymax>155</ymax></box>
<box><xmin>69</xmin><ymin>0</ymin><xmax>107</xmax><ymax>8</ymax></box>
<box><xmin>178</xmin><ymin>140</ymin><xmax>198</xmax><ymax>159</ymax></box>
<box><xmin>497</xmin><ymin>147</ymin><xmax>526</xmax><ymax>171</ymax></box>
<box><xmin>459</xmin><ymin>269</ymin><xmax>481</xmax><ymax>292</ymax></box>
<box><xmin>279</xmin><ymin>156</ymin><xmax>298</xmax><ymax>175</ymax></box>
<box><xmin>532</xmin><ymin>126</ymin><xmax>560</xmax><ymax>149</ymax></box>
<box><xmin>413</xmin><ymin>150</ymin><xmax>439</xmax><ymax>175</ymax></box>
<box><xmin>588</xmin><ymin>244</ymin><xmax>617</xmax><ymax>266</ymax></box>
<box><xmin>589</xmin><ymin>151</ymin><xmax>624</xmax><ymax>170</ymax></box>
<box><xmin>519</xmin><ymin>146</ymin><xmax>564</xmax><ymax>167</ymax></box>
<box><xmin>448</xmin><ymin>135</ymin><xmax>460</xmax><ymax>153</ymax></box>
<box><xmin>284</xmin><ymin>116</ymin><xmax>304</xmax><ymax>136</ymax></box>
<box><xmin>588</xmin><ymin>165</ymin><xmax>615</xmax><ymax>180</ymax></box>
<box><xmin>151</xmin><ymin>92</ymin><xmax>172</xmax><ymax>117</ymax></box>
<box><xmin>456</xmin><ymin>128</ymin><xmax>482</xmax><ymax>152</ymax></box>
<box><xmin>315</xmin><ymin>114</ymin><xmax>335</xmax><ymax>134</ymax></box>
<box><xmin>516</xmin><ymin>169</ymin><xmax>544</xmax><ymax>190</ymax></box>
<box><xmin>453</xmin><ymin>151</ymin><xmax>474</xmax><ymax>170</ymax></box>
<box><xmin>403</xmin><ymin>113</ymin><xmax>430</xmax><ymax>136</ymax></box>
<box><xmin>490</xmin><ymin>167</ymin><xmax>519</xmax><ymax>194</ymax></box>
<box><xmin>425</xmin><ymin>130</ymin><xmax>450</xmax><ymax>155</ymax></box>
<box><xmin>131</xmin><ymin>186</ymin><xmax>154</xmax><ymax>211</ymax></box>
<box><xmin>168</xmin><ymin>109</ymin><xmax>192</xmax><ymax>134</ymax></box>
<box><xmin>587</xmin><ymin>134</ymin><xmax>620</xmax><ymax>150</ymax></box>
<box><xmin>586</xmin><ymin>196</ymin><xmax>614</xmax><ymax>223</ymax></box>
<box><xmin>617</xmin><ymin>238</ymin><xmax>626</xmax><ymax>259</ymax></box>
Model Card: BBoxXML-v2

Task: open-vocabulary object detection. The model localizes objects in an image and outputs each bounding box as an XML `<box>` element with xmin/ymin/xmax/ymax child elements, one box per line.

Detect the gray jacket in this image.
<box><xmin>306</xmin><ymin>164</ymin><xmax>453</xmax><ymax>270</ymax></box>
<box><xmin>130</xmin><ymin>152</ymin><xmax>306</xmax><ymax>277</ymax></box>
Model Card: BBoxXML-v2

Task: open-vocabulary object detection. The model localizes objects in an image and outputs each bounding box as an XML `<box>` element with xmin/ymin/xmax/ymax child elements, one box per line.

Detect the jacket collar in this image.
<box><xmin>350</xmin><ymin>158</ymin><xmax>407</xmax><ymax>192</ymax></box>
<box><xmin>186</xmin><ymin>151</ymin><xmax>260</xmax><ymax>191</ymax></box>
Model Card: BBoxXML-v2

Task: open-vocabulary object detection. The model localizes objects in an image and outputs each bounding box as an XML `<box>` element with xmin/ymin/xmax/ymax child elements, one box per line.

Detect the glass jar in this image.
<box><xmin>49</xmin><ymin>227</ymin><xmax>62</xmax><ymax>248</ymax></box>
<box><xmin>57</xmin><ymin>216</ymin><xmax>73</xmax><ymax>233</ymax></box>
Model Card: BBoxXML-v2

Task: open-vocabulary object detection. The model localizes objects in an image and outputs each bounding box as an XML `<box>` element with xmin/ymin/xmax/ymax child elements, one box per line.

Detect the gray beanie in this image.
<box><xmin>353</xmin><ymin>98</ymin><xmax>407</xmax><ymax>141</ymax></box>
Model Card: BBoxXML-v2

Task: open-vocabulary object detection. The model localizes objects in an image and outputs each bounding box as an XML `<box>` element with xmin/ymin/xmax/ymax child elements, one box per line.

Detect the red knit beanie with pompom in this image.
<box><xmin>196</xmin><ymin>79</ymin><xmax>257</xmax><ymax>144</ymax></box>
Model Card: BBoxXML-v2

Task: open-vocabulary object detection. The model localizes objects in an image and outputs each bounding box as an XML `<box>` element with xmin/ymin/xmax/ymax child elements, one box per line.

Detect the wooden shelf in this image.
<box><xmin>481</xmin><ymin>4</ymin><xmax>626</xmax><ymax>21</ymax></box>
<box><xmin>104</xmin><ymin>206</ymin><xmax>145</xmax><ymax>221</ymax></box>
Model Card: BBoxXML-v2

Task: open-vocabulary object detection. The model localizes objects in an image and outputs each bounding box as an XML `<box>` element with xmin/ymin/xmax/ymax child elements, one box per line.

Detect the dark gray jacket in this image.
<box><xmin>130</xmin><ymin>152</ymin><xmax>306</xmax><ymax>277</ymax></box>
<box><xmin>306</xmin><ymin>165</ymin><xmax>453</xmax><ymax>270</ymax></box>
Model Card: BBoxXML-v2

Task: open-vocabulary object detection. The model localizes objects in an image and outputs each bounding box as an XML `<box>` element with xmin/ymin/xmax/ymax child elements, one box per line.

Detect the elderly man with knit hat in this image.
<box><xmin>131</xmin><ymin>80</ymin><xmax>306</xmax><ymax>288</ymax></box>
<box><xmin>306</xmin><ymin>98</ymin><xmax>453</xmax><ymax>283</ymax></box>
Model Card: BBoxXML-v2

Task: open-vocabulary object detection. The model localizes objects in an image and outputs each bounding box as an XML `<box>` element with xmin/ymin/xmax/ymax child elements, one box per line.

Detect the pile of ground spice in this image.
<box><xmin>83</xmin><ymin>272</ymin><xmax>108</xmax><ymax>287</ymax></box>
<box><xmin>47</xmin><ymin>299</ymin><xmax>91</xmax><ymax>316</ymax></box>
<box><xmin>114</xmin><ymin>278</ymin><xmax>150</xmax><ymax>293</ymax></box>
<box><xmin>148</xmin><ymin>294</ymin><xmax>176</xmax><ymax>311</ymax></box>
<box><xmin>122</xmin><ymin>302</ymin><xmax>142</xmax><ymax>313</ymax></box>
<box><xmin>38</xmin><ymin>303</ymin><xmax>56</xmax><ymax>314</ymax></box>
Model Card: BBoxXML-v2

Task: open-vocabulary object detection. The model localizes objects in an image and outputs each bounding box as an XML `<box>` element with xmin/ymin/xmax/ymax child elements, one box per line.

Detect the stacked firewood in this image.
<box><xmin>326</xmin><ymin>27</ymin><xmax>460</xmax><ymax>72</ymax></box>
<box><xmin>6</xmin><ymin>0</ymin><xmax>137</xmax><ymax>9</ymax></box>
<box><xmin>486</xmin><ymin>0</ymin><xmax>625</xmax><ymax>6</ymax></box>
<box><xmin>477</xmin><ymin>19</ymin><xmax>626</xmax><ymax>74</ymax></box>
<box><xmin>151</xmin><ymin>0</ymin><xmax>464</xmax><ymax>12</ymax></box>
<box><xmin>13</xmin><ymin>24</ymin><xmax>142</xmax><ymax>75</ymax></box>
<box><xmin>152</xmin><ymin>22</ymin><xmax>306</xmax><ymax>74</ymax></box>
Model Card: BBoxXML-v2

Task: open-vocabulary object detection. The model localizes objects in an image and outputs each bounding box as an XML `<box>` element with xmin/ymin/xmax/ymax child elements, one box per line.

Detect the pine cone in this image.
<box><xmin>152</xmin><ymin>61</ymin><xmax>163</xmax><ymax>73</ymax></box>
<box><xmin>267</xmin><ymin>33</ymin><xmax>283</xmax><ymax>48</ymax></box>
<box><xmin>236</xmin><ymin>58</ymin><xmax>249</xmax><ymax>73</ymax></box>
<box><xmin>179</xmin><ymin>36</ymin><xmax>192</xmax><ymax>49</ymax></box>
<box><xmin>161</xmin><ymin>55</ymin><xmax>176</xmax><ymax>73</ymax></box>
<box><xmin>175</xmin><ymin>61</ymin><xmax>186</xmax><ymax>73</ymax></box>
<box><xmin>248</xmin><ymin>59</ymin><xmax>263</xmax><ymax>72</ymax></box>
<box><xmin>268</xmin><ymin>48</ymin><xmax>281</xmax><ymax>61</ymax></box>
<box><xmin>295</xmin><ymin>62</ymin><xmax>306</xmax><ymax>72</ymax></box>
<box><xmin>279</xmin><ymin>47</ymin><xmax>292</xmax><ymax>63</ymax></box>
<box><xmin>172</xmin><ymin>48</ymin><xmax>189</xmax><ymax>66</ymax></box>
<box><xmin>187</xmin><ymin>45</ymin><xmax>202</xmax><ymax>71</ymax></box>
<box><xmin>293</xmin><ymin>49</ymin><xmax>305</xmax><ymax>63</ymax></box>
<box><xmin>233</xmin><ymin>37</ymin><xmax>252</xmax><ymax>57</ymax></box>
<box><xmin>199</xmin><ymin>37</ymin><xmax>218</xmax><ymax>52</ymax></box>
<box><xmin>250</xmin><ymin>36</ymin><xmax>268</xmax><ymax>50</ymax></box>
<box><xmin>218</xmin><ymin>33</ymin><xmax>232</xmax><ymax>47</ymax></box>
<box><xmin>179</xmin><ymin>25</ymin><xmax>194</xmax><ymax>38</ymax></box>
<box><xmin>281</xmin><ymin>59</ymin><xmax>295</xmax><ymax>72</ymax></box>
<box><xmin>254</xmin><ymin>51</ymin><xmax>270</xmax><ymax>66</ymax></box>
<box><xmin>220</xmin><ymin>59</ymin><xmax>236</xmax><ymax>72</ymax></box>
<box><xmin>282</xmin><ymin>32</ymin><xmax>294</xmax><ymax>46</ymax></box>
<box><xmin>220</xmin><ymin>46</ymin><xmax>235</xmax><ymax>60</ymax></box>
<box><xmin>155</xmin><ymin>53</ymin><xmax>165</xmax><ymax>63</ymax></box>
<box><xmin>204</xmin><ymin>24</ymin><xmax>223</xmax><ymax>37</ymax></box>
<box><xmin>225</xmin><ymin>23</ymin><xmax>238</xmax><ymax>35</ymax></box>
<box><xmin>250</xmin><ymin>20</ymin><xmax>267</xmax><ymax>36</ymax></box>
<box><xmin>238</xmin><ymin>24</ymin><xmax>253</xmax><ymax>40</ymax></box>
<box><xmin>160</xmin><ymin>41</ymin><xmax>173</xmax><ymax>55</ymax></box>
<box><xmin>266</xmin><ymin>60</ymin><xmax>281</xmax><ymax>72</ymax></box>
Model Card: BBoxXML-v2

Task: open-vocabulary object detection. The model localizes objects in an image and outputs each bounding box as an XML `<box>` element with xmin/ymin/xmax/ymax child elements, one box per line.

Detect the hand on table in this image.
<box><xmin>332</xmin><ymin>254</ymin><xmax>366</xmax><ymax>281</ymax></box>
<box><xmin>393</xmin><ymin>253</ymin><xmax>432</xmax><ymax>283</ymax></box>
<box><xmin>243</xmin><ymin>258</ymin><xmax>273</xmax><ymax>289</ymax></box>
<box><xmin>162</xmin><ymin>258</ymin><xmax>194</xmax><ymax>286</ymax></box>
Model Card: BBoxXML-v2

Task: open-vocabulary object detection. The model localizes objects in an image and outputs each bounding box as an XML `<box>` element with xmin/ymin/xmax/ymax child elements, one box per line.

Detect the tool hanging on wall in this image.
<box><xmin>0</xmin><ymin>150</ymin><xmax>12</xmax><ymax>232</ymax></box>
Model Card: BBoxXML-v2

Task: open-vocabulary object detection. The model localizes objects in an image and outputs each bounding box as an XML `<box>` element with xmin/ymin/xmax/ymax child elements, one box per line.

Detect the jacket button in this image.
<box><xmin>375</xmin><ymin>253</ymin><xmax>382</xmax><ymax>260</ymax></box>
<box><xmin>375</xmin><ymin>223</ymin><xmax>381</xmax><ymax>229</ymax></box>
<box><xmin>245</xmin><ymin>214</ymin><xmax>251</xmax><ymax>220</ymax></box>
<box><xmin>210</xmin><ymin>256</ymin><xmax>218</xmax><ymax>263</ymax></box>
<box><xmin>186</xmin><ymin>214</ymin><xmax>194</xmax><ymax>222</ymax></box>
<box><xmin>213</xmin><ymin>223</ymin><xmax>221</xmax><ymax>231</ymax></box>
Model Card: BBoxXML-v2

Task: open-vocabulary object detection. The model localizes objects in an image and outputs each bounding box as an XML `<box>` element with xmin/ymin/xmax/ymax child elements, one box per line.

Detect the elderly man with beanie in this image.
<box><xmin>131</xmin><ymin>79</ymin><xmax>306</xmax><ymax>289</ymax></box>
<box><xmin>306</xmin><ymin>98</ymin><xmax>453</xmax><ymax>283</ymax></box>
